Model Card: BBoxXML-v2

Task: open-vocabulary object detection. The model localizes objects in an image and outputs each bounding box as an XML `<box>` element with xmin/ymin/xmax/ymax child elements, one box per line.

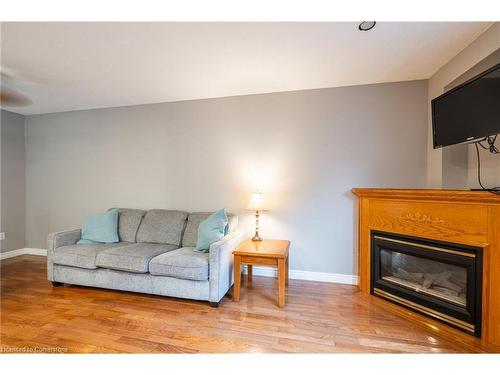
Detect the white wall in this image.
<box><xmin>25</xmin><ymin>81</ymin><xmax>428</xmax><ymax>276</ymax></box>
<box><xmin>427</xmin><ymin>23</ymin><xmax>500</xmax><ymax>189</ymax></box>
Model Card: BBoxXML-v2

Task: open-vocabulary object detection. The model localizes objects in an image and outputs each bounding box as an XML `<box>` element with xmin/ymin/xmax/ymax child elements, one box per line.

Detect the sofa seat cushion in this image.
<box><xmin>95</xmin><ymin>243</ymin><xmax>178</xmax><ymax>273</ymax></box>
<box><xmin>53</xmin><ymin>242</ymin><xmax>132</xmax><ymax>270</ymax></box>
<box><xmin>136</xmin><ymin>209</ymin><xmax>188</xmax><ymax>246</ymax></box>
<box><xmin>149</xmin><ymin>247</ymin><xmax>209</xmax><ymax>281</ymax></box>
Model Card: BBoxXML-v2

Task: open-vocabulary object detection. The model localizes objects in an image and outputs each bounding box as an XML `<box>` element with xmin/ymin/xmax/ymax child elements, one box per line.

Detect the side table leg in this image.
<box><xmin>233</xmin><ymin>255</ymin><xmax>241</xmax><ymax>302</ymax></box>
<box><xmin>278</xmin><ymin>258</ymin><xmax>286</xmax><ymax>308</ymax></box>
<box><xmin>247</xmin><ymin>264</ymin><xmax>253</xmax><ymax>282</ymax></box>
<box><xmin>285</xmin><ymin>255</ymin><xmax>289</xmax><ymax>286</ymax></box>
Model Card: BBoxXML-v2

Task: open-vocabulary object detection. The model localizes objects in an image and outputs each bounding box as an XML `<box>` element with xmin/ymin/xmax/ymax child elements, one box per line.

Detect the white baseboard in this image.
<box><xmin>244</xmin><ymin>265</ymin><xmax>358</xmax><ymax>285</ymax></box>
<box><xmin>0</xmin><ymin>248</ymin><xmax>26</xmax><ymax>260</ymax></box>
<box><xmin>25</xmin><ymin>248</ymin><xmax>48</xmax><ymax>256</ymax></box>
<box><xmin>1</xmin><ymin>248</ymin><xmax>47</xmax><ymax>260</ymax></box>
<box><xmin>0</xmin><ymin>248</ymin><xmax>358</xmax><ymax>285</ymax></box>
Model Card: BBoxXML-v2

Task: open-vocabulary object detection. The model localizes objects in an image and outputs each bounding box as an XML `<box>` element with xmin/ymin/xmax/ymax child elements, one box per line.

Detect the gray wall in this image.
<box><xmin>1</xmin><ymin>109</ymin><xmax>26</xmax><ymax>252</ymax></box>
<box><xmin>465</xmin><ymin>48</ymin><xmax>500</xmax><ymax>189</ymax></box>
<box><xmin>427</xmin><ymin>23</ymin><xmax>500</xmax><ymax>188</ymax></box>
<box><xmin>25</xmin><ymin>80</ymin><xmax>428</xmax><ymax>276</ymax></box>
<box><xmin>445</xmin><ymin>48</ymin><xmax>500</xmax><ymax>189</ymax></box>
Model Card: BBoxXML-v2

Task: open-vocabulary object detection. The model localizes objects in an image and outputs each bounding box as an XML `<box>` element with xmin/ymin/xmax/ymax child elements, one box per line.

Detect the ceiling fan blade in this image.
<box><xmin>1</xmin><ymin>65</ymin><xmax>45</xmax><ymax>86</ymax></box>
<box><xmin>0</xmin><ymin>86</ymin><xmax>32</xmax><ymax>107</ymax></box>
<box><xmin>0</xmin><ymin>66</ymin><xmax>29</xmax><ymax>82</ymax></box>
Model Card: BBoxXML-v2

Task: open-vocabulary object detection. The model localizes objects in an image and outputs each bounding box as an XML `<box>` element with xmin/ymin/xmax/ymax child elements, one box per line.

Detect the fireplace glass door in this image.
<box><xmin>371</xmin><ymin>232</ymin><xmax>482</xmax><ymax>336</ymax></box>
<box><xmin>380</xmin><ymin>250</ymin><xmax>467</xmax><ymax>307</ymax></box>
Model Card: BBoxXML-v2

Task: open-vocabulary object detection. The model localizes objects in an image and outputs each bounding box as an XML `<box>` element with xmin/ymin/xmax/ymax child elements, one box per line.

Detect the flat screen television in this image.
<box><xmin>432</xmin><ymin>62</ymin><xmax>500</xmax><ymax>149</ymax></box>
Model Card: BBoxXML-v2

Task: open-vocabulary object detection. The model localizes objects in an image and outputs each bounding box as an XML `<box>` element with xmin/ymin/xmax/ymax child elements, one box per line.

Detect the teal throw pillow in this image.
<box><xmin>194</xmin><ymin>209</ymin><xmax>228</xmax><ymax>252</ymax></box>
<box><xmin>77</xmin><ymin>238</ymin><xmax>101</xmax><ymax>245</ymax></box>
<box><xmin>77</xmin><ymin>208</ymin><xmax>119</xmax><ymax>244</ymax></box>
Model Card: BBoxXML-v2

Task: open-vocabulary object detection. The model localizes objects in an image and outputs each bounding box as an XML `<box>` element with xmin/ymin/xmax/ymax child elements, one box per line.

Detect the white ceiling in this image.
<box><xmin>0</xmin><ymin>22</ymin><xmax>493</xmax><ymax>115</ymax></box>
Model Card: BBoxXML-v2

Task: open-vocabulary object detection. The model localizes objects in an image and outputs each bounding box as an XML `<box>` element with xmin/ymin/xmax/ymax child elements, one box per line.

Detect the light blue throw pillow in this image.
<box><xmin>77</xmin><ymin>208</ymin><xmax>119</xmax><ymax>244</ymax></box>
<box><xmin>194</xmin><ymin>209</ymin><xmax>228</xmax><ymax>252</ymax></box>
<box><xmin>77</xmin><ymin>238</ymin><xmax>101</xmax><ymax>245</ymax></box>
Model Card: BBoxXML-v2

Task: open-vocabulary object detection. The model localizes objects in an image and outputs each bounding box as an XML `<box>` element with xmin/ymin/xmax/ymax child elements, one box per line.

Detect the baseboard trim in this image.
<box><xmin>0</xmin><ymin>248</ymin><xmax>26</xmax><ymax>260</ymax></box>
<box><xmin>1</xmin><ymin>248</ymin><xmax>47</xmax><ymax>260</ymax></box>
<box><xmin>244</xmin><ymin>265</ymin><xmax>358</xmax><ymax>285</ymax></box>
<box><xmin>25</xmin><ymin>248</ymin><xmax>48</xmax><ymax>256</ymax></box>
<box><xmin>0</xmin><ymin>248</ymin><xmax>358</xmax><ymax>285</ymax></box>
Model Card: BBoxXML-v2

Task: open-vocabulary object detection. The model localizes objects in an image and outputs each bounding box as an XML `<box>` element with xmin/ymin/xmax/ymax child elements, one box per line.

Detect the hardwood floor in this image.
<box><xmin>1</xmin><ymin>255</ymin><xmax>498</xmax><ymax>353</ymax></box>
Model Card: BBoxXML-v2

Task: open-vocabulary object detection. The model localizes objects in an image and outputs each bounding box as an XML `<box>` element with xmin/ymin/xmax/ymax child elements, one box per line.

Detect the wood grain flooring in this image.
<box><xmin>1</xmin><ymin>255</ymin><xmax>499</xmax><ymax>353</ymax></box>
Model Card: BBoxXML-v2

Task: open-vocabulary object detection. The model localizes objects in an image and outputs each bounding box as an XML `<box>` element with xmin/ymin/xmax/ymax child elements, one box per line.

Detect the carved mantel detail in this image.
<box><xmin>399</xmin><ymin>212</ymin><xmax>445</xmax><ymax>224</ymax></box>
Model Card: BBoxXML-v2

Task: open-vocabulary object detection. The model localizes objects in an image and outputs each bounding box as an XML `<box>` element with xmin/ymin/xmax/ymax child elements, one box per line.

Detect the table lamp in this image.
<box><xmin>247</xmin><ymin>190</ymin><xmax>266</xmax><ymax>241</ymax></box>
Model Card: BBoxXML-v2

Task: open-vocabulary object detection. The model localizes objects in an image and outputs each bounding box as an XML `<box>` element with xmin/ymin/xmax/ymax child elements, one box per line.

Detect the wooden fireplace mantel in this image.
<box><xmin>352</xmin><ymin>188</ymin><xmax>500</xmax><ymax>204</ymax></box>
<box><xmin>352</xmin><ymin>188</ymin><xmax>500</xmax><ymax>346</ymax></box>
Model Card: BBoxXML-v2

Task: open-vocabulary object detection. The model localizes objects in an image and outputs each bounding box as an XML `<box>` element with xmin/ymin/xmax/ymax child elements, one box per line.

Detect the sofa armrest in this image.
<box><xmin>47</xmin><ymin>229</ymin><xmax>81</xmax><ymax>252</ymax></box>
<box><xmin>208</xmin><ymin>230</ymin><xmax>244</xmax><ymax>303</ymax></box>
<box><xmin>46</xmin><ymin>229</ymin><xmax>81</xmax><ymax>281</ymax></box>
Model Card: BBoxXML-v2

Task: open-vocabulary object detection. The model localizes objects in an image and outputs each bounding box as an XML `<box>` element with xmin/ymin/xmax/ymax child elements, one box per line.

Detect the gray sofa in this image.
<box><xmin>47</xmin><ymin>209</ymin><xmax>243</xmax><ymax>306</ymax></box>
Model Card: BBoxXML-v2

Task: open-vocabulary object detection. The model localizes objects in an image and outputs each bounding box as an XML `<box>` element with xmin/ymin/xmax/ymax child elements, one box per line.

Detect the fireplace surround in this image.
<box><xmin>371</xmin><ymin>231</ymin><xmax>482</xmax><ymax>336</ymax></box>
<box><xmin>352</xmin><ymin>188</ymin><xmax>500</xmax><ymax>346</ymax></box>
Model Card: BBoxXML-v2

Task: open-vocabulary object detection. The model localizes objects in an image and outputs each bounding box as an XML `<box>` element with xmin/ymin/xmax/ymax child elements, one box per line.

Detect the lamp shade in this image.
<box><xmin>247</xmin><ymin>191</ymin><xmax>265</xmax><ymax>211</ymax></box>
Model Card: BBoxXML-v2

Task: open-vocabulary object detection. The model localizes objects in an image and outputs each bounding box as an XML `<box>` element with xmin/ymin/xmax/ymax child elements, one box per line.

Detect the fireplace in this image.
<box><xmin>370</xmin><ymin>231</ymin><xmax>483</xmax><ymax>336</ymax></box>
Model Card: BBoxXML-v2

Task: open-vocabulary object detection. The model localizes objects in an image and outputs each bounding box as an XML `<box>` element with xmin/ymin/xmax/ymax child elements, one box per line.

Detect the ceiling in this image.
<box><xmin>0</xmin><ymin>22</ymin><xmax>493</xmax><ymax>115</ymax></box>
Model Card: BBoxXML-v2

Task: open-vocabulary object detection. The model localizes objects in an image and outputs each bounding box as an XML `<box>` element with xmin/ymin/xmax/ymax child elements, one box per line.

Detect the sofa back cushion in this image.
<box><xmin>182</xmin><ymin>212</ymin><xmax>238</xmax><ymax>247</ymax></box>
<box><xmin>113</xmin><ymin>208</ymin><xmax>146</xmax><ymax>243</ymax></box>
<box><xmin>136</xmin><ymin>209</ymin><xmax>188</xmax><ymax>246</ymax></box>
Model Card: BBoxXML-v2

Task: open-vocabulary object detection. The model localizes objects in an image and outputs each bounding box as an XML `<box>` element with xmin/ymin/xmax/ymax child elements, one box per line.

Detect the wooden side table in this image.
<box><xmin>233</xmin><ymin>239</ymin><xmax>290</xmax><ymax>308</ymax></box>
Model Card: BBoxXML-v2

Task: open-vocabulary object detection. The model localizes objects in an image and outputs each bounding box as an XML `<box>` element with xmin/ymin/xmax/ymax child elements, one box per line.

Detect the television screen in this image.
<box><xmin>432</xmin><ymin>63</ymin><xmax>500</xmax><ymax>148</ymax></box>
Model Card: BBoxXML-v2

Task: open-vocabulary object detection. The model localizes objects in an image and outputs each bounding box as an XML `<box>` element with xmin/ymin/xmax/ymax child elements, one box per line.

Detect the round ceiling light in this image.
<box><xmin>358</xmin><ymin>21</ymin><xmax>376</xmax><ymax>31</ymax></box>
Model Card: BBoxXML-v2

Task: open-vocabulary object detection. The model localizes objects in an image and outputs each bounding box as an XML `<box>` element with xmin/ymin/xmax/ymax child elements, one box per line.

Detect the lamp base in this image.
<box><xmin>252</xmin><ymin>234</ymin><xmax>262</xmax><ymax>242</ymax></box>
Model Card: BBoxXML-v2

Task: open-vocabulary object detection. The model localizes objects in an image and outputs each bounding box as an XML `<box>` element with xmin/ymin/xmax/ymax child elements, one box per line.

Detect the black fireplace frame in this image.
<box><xmin>370</xmin><ymin>230</ymin><xmax>483</xmax><ymax>337</ymax></box>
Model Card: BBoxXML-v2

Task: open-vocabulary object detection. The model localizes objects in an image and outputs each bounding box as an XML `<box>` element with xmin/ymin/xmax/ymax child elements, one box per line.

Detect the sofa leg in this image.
<box><xmin>51</xmin><ymin>281</ymin><xmax>63</xmax><ymax>287</ymax></box>
<box><xmin>209</xmin><ymin>302</ymin><xmax>219</xmax><ymax>308</ymax></box>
